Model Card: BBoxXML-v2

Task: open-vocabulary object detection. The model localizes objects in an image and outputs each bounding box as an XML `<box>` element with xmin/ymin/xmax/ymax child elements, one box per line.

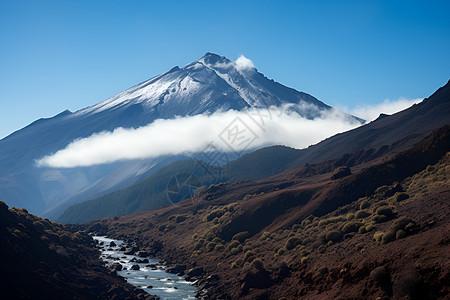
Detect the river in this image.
<box><xmin>93</xmin><ymin>236</ymin><xmax>197</xmax><ymax>300</ymax></box>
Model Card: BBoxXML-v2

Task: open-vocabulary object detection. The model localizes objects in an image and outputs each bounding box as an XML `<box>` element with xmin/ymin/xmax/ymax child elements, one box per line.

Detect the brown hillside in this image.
<box><xmin>80</xmin><ymin>125</ymin><xmax>450</xmax><ymax>299</ymax></box>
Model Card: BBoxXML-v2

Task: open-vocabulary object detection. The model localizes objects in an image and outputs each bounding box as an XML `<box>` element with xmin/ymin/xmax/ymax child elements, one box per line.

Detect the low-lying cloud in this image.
<box><xmin>349</xmin><ymin>97</ymin><xmax>423</xmax><ymax>121</ymax></box>
<box><xmin>37</xmin><ymin>106</ymin><xmax>361</xmax><ymax>168</ymax></box>
<box><xmin>235</xmin><ymin>55</ymin><xmax>255</xmax><ymax>72</ymax></box>
<box><xmin>37</xmin><ymin>96</ymin><xmax>423</xmax><ymax>169</ymax></box>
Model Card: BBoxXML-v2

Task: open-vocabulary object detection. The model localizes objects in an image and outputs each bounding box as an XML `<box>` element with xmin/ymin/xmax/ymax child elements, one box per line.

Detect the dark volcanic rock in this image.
<box><xmin>131</xmin><ymin>264</ymin><xmax>140</xmax><ymax>271</ymax></box>
<box><xmin>167</xmin><ymin>265</ymin><xmax>187</xmax><ymax>275</ymax></box>
<box><xmin>146</xmin><ymin>264</ymin><xmax>158</xmax><ymax>270</ymax></box>
<box><xmin>186</xmin><ymin>267</ymin><xmax>204</xmax><ymax>277</ymax></box>
<box><xmin>111</xmin><ymin>263</ymin><xmax>123</xmax><ymax>271</ymax></box>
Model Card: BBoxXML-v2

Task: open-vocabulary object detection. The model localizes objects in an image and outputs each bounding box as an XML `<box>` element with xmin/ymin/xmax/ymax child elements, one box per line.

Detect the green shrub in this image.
<box><xmin>342</xmin><ymin>222</ymin><xmax>363</xmax><ymax>233</ymax></box>
<box><xmin>192</xmin><ymin>233</ymin><xmax>199</xmax><ymax>240</ymax></box>
<box><xmin>206</xmin><ymin>242</ymin><xmax>217</xmax><ymax>252</ymax></box>
<box><xmin>301</xmin><ymin>256</ymin><xmax>309</xmax><ymax>264</ymax></box>
<box><xmin>395</xmin><ymin>193</ymin><xmax>409</xmax><ymax>202</ymax></box>
<box><xmin>396</xmin><ymin>230</ymin><xmax>406</xmax><ymax>239</ymax></box>
<box><xmin>382</xmin><ymin>231</ymin><xmax>395</xmax><ymax>244</ymax></box>
<box><xmin>376</xmin><ymin>206</ymin><xmax>394</xmax><ymax>217</ymax></box>
<box><xmin>211</xmin><ymin>224</ymin><xmax>221</xmax><ymax>235</ymax></box>
<box><xmin>277</xmin><ymin>248</ymin><xmax>285</xmax><ymax>255</ymax></box>
<box><xmin>373</xmin><ymin>201</ymin><xmax>389</xmax><ymax>211</ymax></box>
<box><xmin>373</xmin><ymin>214</ymin><xmax>388</xmax><ymax>223</ymax></box>
<box><xmin>204</xmin><ymin>209</ymin><xmax>225</xmax><ymax>222</ymax></box>
<box><xmin>260</xmin><ymin>232</ymin><xmax>271</xmax><ymax>240</ymax></box>
<box><xmin>244</xmin><ymin>251</ymin><xmax>256</xmax><ymax>263</ymax></box>
<box><xmin>390</xmin><ymin>217</ymin><xmax>416</xmax><ymax>233</ymax></box>
<box><xmin>232</xmin><ymin>231</ymin><xmax>250</xmax><ymax>243</ymax></box>
<box><xmin>358</xmin><ymin>226</ymin><xmax>366</xmax><ymax>234</ymax></box>
<box><xmin>194</xmin><ymin>239</ymin><xmax>205</xmax><ymax>250</ymax></box>
<box><xmin>325</xmin><ymin>223</ymin><xmax>338</xmax><ymax>231</ymax></box>
<box><xmin>285</xmin><ymin>237</ymin><xmax>302</xmax><ymax>250</ymax></box>
<box><xmin>251</xmin><ymin>259</ymin><xmax>264</xmax><ymax>270</ymax></box>
<box><xmin>360</xmin><ymin>200</ymin><xmax>371</xmax><ymax>209</ymax></box>
<box><xmin>158</xmin><ymin>224</ymin><xmax>166</xmax><ymax>232</ymax></box>
<box><xmin>228</xmin><ymin>240</ymin><xmax>241</xmax><ymax>249</ymax></box>
<box><xmin>356</xmin><ymin>210</ymin><xmax>370</xmax><ymax>218</ymax></box>
<box><xmin>33</xmin><ymin>221</ymin><xmax>46</xmax><ymax>231</ymax></box>
<box><xmin>355</xmin><ymin>243</ymin><xmax>364</xmax><ymax>250</ymax></box>
<box><xmin>365</xmin><ymin>224</ymin><xmax>375</xmax><ymax>232</ymax></box>
<box><xmin>346</xmin><ymin>213</ymin><xmax>355</xmax><ymax>220</ymax></box>
<box><xmin>373</xmin><ymin>231</ymin><xmax>384</xmax><ymax>242</ymax></box>
<box><xmin>243</xmin><ymin>250</ymin><xmax>255</xmax><ymax>261</ymax></box>
<box><xmin>318</xmin><ymin>216</ymin><xmax>345</xmax><ymax>226</ymax></box>
<box><xmin>60</xmin><ymin>233</ymin><xmax>71</xmax><ymax>244</ymax></box>
<box><xmin>212</xmin><ymin>237</ymin><xmax>222</xmax><ymax>243</ymax></box>
<box><xmin>231</xmin><ymin>261</ymin><xmax>238</xmax><ymax>269</ymax></box>
<box><xmin>302</xmin><ymin>218</ymin><xmax>312</xmax><ymax>226</ymax></box>
<box><xmin>214</xmin><ymin>243</ymin><xmax>224</xmax><ymax>251</ymax></box>
<box><xmin>325</xmin><ymin>230</ymin><xmax>343</xmax><ymax>242</ymax></box>
<box><xmin>405</xmin><ymin>223</ymin><xmax>416</xmax><ymax>232</ymax></box>
<box><xmin>302</xmin><ymin>236</ymin><xmax>315</xmax><ymax>245</ymax></box>
<box><xmin>230</xmin><ymin>247</ymin><xmax>240</xmax><ymax>255</ymax></box>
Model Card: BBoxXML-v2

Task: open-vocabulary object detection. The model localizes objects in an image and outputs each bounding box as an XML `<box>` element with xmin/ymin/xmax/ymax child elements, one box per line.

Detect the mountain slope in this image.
<box><xmin>0</xmin><ymin>53</ymin><xmax>359</xmax><ymax>218</ymax></box>
<box><xmin>290</xmin><ymin>79</ymin><xmax>450</xmax><ymax>166</ymax></box>
<box><xmin>59</xmin><ymin>146</ymin><xmax>304</xmax><ymax>224</ymax></box>
<box><xmin>59</xmin><ymin>80</ymin><xmax>450</xmax><ymax>223</ymax></box>
<box><xmin>0</xmin><ymin>201</ymin><xmax>153</xmax><ymax>299</ymax></box>
<box><xmin>83</xmin><ymin>124</ymin><xmax>450</xmax><ymax>300</ymax></box>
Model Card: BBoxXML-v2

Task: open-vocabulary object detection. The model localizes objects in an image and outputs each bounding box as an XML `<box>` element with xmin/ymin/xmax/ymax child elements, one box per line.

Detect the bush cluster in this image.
<box><xmin>285</xmin><ymin>237</ymin><xmax>302</xmax><ymax>250</ymax></box>
<box><xmin>373</xmin><ymin>217</ymin><xmax>417</xmax><ymax>244</ymax></box>
<box><xmin>232</xmin><ymin>231</ymin><xmax>250</xmax><ymax>243</ymax></box>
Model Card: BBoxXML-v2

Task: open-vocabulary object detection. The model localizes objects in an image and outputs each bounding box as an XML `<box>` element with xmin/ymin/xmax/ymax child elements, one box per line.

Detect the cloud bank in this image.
<box><xmin>37</xmin><ymin>107</ymin><xmax>361</xmax><ymax>168</ymax></box>
<box><xmin>349</xmin><ymin>97</ymin><xmax>423</xmax><ymax>121</ymax></box>
<box><xmin>37</xmin><ymin>96</ymin><xmax>422</xmax><ymax>169</ymax></box>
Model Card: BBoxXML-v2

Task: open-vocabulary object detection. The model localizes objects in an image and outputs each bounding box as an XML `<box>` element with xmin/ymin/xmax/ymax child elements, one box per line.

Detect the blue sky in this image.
<box><xmin>1</xmin><ymin>0</ymin><xmax>449</xmax><ymax>139</ymax></box>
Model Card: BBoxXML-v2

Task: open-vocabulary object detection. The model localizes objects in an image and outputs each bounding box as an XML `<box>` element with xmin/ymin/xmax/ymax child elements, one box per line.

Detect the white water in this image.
<box><xmin>93</xmin><ymin>236</ymin><xmax>197</xmax><ymax>300</ymax></box>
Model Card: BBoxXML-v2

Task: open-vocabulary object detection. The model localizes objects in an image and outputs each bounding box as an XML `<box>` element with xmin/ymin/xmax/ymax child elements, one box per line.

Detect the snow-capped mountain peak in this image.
<box><xmin>75</xmin><ymin>53</ymin><xmax>340</xmax><ymax>119</ymax></box>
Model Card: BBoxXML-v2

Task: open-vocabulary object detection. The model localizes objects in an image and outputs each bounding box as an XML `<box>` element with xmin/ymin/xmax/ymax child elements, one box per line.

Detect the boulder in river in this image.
<box><xmin>110</xmin><ymin>241</ymin><xmax>116</xmax><ymax>247</ymax></box>
<box><xmin>130</xmin><ymin>264</ymin><xmax>140</xmax><ymax>271</ymax></box>
<box><xmin>146</xmin><ymin>264</ymin><xmax>158</xmax><ymax>270</ymax></box>
<box><xmin>167</xmin><ymin>265</ymin><xmax>187</xmax><ymax>275</ymax></box>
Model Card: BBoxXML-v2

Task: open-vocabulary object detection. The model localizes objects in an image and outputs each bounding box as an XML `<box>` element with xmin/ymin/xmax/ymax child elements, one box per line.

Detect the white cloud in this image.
<box><xmin>349</xmin><ymin>98</ymin><xmax>423</xmax><ymax>122</ymax></box>
<box><xmin>235</xmin><ymin>55</ymin><xmax>255</xmax><ymax>72</ymax></box>
<box><xmin>36</xmin><ymin>106</ymin><xmax>361</xmax><ymax>168</ymax></box>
